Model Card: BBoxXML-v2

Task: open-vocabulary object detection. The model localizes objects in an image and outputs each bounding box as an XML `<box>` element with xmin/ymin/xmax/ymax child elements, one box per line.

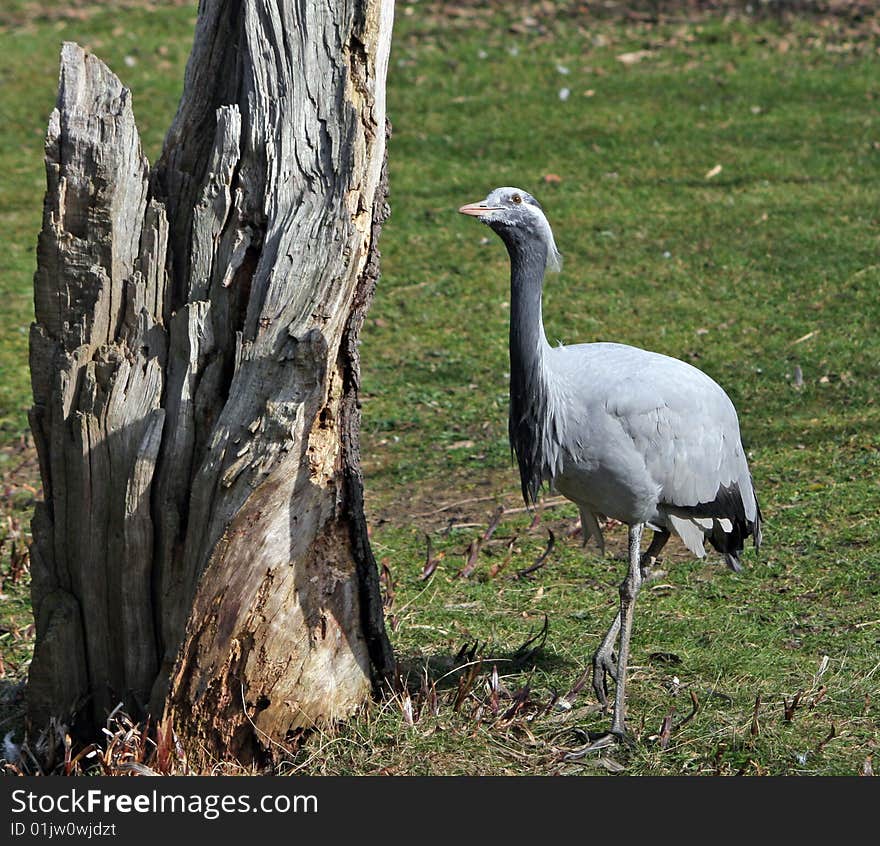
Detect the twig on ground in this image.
<box><xmin>415</xmin><ymin>495</ymin><xmax>498</xmax><ymax>517</ymax></box>
<box><xmin>514</xmin><ymin>529</ymin><xmax>555</xmax><ymax>579</ymax></box>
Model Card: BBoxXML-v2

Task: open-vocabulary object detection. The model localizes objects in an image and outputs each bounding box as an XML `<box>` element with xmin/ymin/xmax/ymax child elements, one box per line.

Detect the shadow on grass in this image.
<box><xmin>0</xmin><ymin>678</ymin><xmax>27</xmax><ymax>742</ymax></box>
<box><xmin>395</xmin><ymin>615</ymin><xmax>577</xmax><ymax>694</ymax></box>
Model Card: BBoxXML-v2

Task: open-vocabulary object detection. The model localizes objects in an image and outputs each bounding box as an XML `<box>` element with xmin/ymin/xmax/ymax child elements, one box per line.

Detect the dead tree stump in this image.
<box><xmin>27</xmin><ymin>0</ymin><xmax>395</xmax><ymax>768</ymax></box>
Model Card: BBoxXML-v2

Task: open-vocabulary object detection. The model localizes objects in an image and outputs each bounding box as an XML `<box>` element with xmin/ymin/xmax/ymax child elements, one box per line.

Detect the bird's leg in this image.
<box><xmin>640</xmin><ymin>527</ymin><xmax>670</xmax><ymax>580</ymax></box>
<box><xmin>609</xmin><ymin>523</ymin><xmax>645</xmax><ymax>739</ymax></box>
<box><xmin>591</xmin><ymin>616</ymin><xmax>620</xmax><ymax>709</ymax></box>
<box><xmin>591</xmin><ymin>528</ymin><xmax>670</xmax><ymax>708</ymax></box>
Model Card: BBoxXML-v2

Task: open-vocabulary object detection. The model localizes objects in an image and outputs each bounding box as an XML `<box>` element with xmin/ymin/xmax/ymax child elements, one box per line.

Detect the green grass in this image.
<box><xmin>1</xmin><ymin>3</ymin><xmax>878</xmax><ymax>775</ymax></box>
<box><xmin>0</xmin><ymin>1</ymin><xmax>197</xmax><ymax>435</ymax></box>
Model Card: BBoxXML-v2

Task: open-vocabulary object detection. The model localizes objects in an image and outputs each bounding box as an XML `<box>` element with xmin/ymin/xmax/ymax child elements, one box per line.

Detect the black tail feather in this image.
<box><xmin>674</xmin><ymin>482</ymin><xmax>762</xmax><ymax>568</ymax></box>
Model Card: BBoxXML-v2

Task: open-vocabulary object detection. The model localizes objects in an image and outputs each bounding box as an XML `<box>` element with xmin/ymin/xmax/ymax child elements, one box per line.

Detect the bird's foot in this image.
<box><xmin>562</xmin><ymin>731</ymin><xmax>617</xmax><ymax>759</ymax></box>
<box><xmin>562</xmin><ymin>728</ymin><xmax>632</xmax><ymax>760</ymax></box>
<box><xmin>591</xmin><ymin>647</ymin><xmax>618</xmax><ymax>709</ymax></box>
<box><xmin>641</xmin><ymin>562</ymin><xmax>667</xmax><ymax>583</ymax></box>
<box><xmin>608</xmin><ymin>723</ymin><xmax>636</xmax><ymax>748</ymax></box>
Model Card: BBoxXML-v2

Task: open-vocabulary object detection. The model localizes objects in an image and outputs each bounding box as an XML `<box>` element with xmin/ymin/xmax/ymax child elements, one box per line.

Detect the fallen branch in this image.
<box><xmin>502</xmin><ymin>496</ymin><xmax>571</xmax><ymax>517</ymax></box>
<box><xmin>415</xmin><ymin>495</ymin><xmax>499</xmax><ymax>517</ymax></box>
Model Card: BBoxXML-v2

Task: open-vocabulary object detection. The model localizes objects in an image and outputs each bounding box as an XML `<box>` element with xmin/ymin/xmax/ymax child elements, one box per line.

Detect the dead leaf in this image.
<box><xmin>792</xmin><ymin>329</ymin><xmax>819</xmax><ymax>345</ymax></box>
<box><xmin>419</xmin><ymin>534</ymin><xmax>442</xmax><ymax>581</ymax></box>
<box><xmin>401</xmin><ymin>693</ymin><xmax>414</xmax><ymax>726</ymax></box>
<box><xmin>659</xmin><ymin>711</ymin><xmax>674</xmax><ymax>749</ymax></box>
<box><xmin>616</xmin><ymin>49</ymin><xmax>653</xmax><ymax>65</ymax></box>
<box><xmin>459</xmin><ymin>538</ymin><xmax>481</xmax><ymax>578</ymax></box>
<box><xmin>784</xmin><ymin>690</ymin><xmax>803</xmax><ymax>722</ymax></box>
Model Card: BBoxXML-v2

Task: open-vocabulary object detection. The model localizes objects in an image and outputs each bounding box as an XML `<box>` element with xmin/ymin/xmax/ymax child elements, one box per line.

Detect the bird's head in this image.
<box><xmin>459</xmin><ymin>186</ymin><xmax>562</xmax><ymax>272</ymax></box>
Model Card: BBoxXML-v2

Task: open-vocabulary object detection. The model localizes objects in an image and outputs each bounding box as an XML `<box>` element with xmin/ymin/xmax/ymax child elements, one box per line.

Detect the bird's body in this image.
<box><xmin>460</xmin><ymin>186</ymin><xmax>762</xmax><ymax>739</ymax></box>
<box><xmin>513</xmin><ymin>339</ymin><xmax>759</xmax><ymax>566</ymax></box>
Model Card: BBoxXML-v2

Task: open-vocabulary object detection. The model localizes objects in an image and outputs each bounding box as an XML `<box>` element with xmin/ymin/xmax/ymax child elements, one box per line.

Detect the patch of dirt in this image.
<box><xmin>406</xmin><ymin>1</ymin><xmax>880</xmax><ymax>54</ymax></box>
<box><xmin>364</xmin><ymin>463</ymin><xmax>517</xmax><ymax>529</ymax></box>
<box><xmin>363</xmin><ymin>454</ymin><xmax>731</xmax><ymax>597</ymax></box>
<box><xmin>418</xmin><ymin>0</ymin><xmax>879</xmax><ymax>24</ymax></box>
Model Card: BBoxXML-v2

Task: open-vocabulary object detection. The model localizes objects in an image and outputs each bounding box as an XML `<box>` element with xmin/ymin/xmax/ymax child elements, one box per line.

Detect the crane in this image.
<box><xmin>459</xmin><ymin>187</ymin><xmax>762</xmax><ymax>740</ymax></box>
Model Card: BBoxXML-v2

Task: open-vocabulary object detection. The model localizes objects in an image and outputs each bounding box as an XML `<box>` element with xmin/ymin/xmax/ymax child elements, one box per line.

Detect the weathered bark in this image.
<box><xmin>27</xmin><ymin>0</ymin><xmax>395</xmax><ymax>768</ymax></box>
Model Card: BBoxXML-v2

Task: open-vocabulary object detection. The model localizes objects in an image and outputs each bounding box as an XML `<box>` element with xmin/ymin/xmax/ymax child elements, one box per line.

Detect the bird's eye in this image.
<box><xmin>512</xmin><ymin>194</ymin><xmax>523</xmax><ymax>204</ymax></box>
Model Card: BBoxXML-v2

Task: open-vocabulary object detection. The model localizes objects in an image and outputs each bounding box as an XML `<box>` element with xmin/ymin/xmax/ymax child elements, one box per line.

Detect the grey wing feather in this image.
<box><xmin>553</xmin><ymin>343</ymin><xmax>761</xmax><ymax>564</ymax></box>
<box><xmin>609</xmin><ymin>363</ymin><xmax>756</xmax><ymax>517</ymax></box>
<box><xmin>609</xmin><ymin>353</ymin><xmax>761</xmax><ymax>562</ymax></box>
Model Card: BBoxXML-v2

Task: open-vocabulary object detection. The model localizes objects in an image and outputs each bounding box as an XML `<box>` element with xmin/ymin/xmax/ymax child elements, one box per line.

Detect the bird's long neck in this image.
<box><xmin>504</xmin><ymin>233</ymin><xmax>556</xmax><ymax>504</ymax></box>
<box><xmin>508</xmin><ymin>237</ymin><xmax>551</xmax><ymax>378</ymax></box>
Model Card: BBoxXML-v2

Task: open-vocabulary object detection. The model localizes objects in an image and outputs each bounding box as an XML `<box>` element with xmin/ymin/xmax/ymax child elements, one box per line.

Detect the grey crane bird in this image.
<box><xmin>459</xmin><ymin>186</ymin><xmax>762</xmax><ymax>739</ymax></box>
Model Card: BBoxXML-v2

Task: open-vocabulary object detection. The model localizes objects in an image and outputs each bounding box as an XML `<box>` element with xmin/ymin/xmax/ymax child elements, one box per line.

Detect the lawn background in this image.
<box><xmin>0</xmin><ymin>1</ymin><xmax>878</xmax><ymax>775</ymax></box>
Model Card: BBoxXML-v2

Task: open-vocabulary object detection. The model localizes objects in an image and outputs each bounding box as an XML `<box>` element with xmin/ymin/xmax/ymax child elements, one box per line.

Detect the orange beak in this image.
<box><xmin>458</xmin><ymin>202</ymin><xmax>501</xmax><ymax>217</ymax></box>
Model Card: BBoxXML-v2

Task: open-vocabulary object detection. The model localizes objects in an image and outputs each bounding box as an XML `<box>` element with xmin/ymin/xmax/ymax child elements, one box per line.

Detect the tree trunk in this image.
<box><xmin>27</xmin><ymin>0</ymin><xmax>395</xmax><ymax>768</ymax></box>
